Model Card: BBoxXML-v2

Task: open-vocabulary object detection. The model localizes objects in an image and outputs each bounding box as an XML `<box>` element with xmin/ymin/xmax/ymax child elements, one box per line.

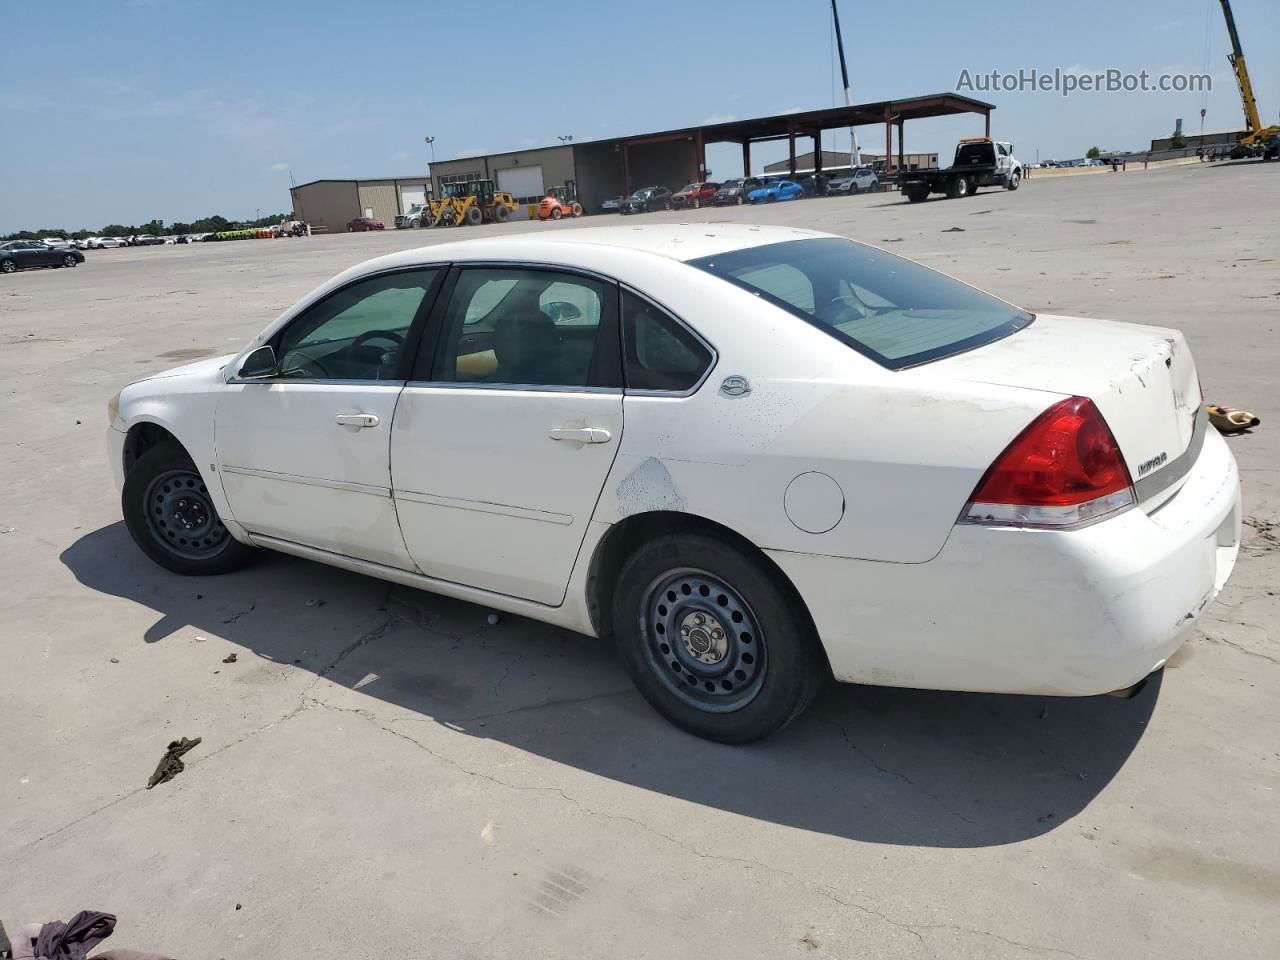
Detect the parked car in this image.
<box><xmin>747</xmin><ymin>179</ymin><xmax>803</xmax><ymax>203</ymax></box>
<box><xmin>395</xmin><ymin>204</ymin><xmax>430</xmax><ymax>229</ymax></box>
<box><xmin>105</xmin><ymin>224</ymin><xmax>1241</xmax><ymax>742</ymax></box>
<box><xmin>346</xmin><ymin>217</ymin><xmax>385</xmax><ymax>232</ymax></box>
<box><xmin>712</xmin><ymin>178</ymin><xmax>764</xmax><ymax>205</ymax></box>
<box><xmin>830</xmin><ymin>167</ymin><xmax>879</xmax><ymax>195</ymax></box>
<box><xmin>797</xmin><ymin>174</ymin><xmax>832</xmax><ymax>197</ymax></box>
<box><xmin>128</xmin><ymin>234</ymin><xmax>164</xmax><ymax>246</ymax></box>
<box><xmin>0</xmin><ymin>239</ymin><xmax>85</xmax><ymax>273</ymax></box>
<box><xmin>600</xmin><ymin>195</ymin><xmax>624</xmax><ymax>213</ymax></box>
<box><xmin>95</xmin><ymin>237</ymin><xmax>128</xmax><ymax>248</ymax></box>
<box><xmin>669</xmin><ymin>182</ymin><xmax>720</xmax><ymax>210</ymax></box>
<box><xmin>621</xmin><ymin>186</ymin><xmax>671</xmax><ymax>214</ymax></box>
<box><xmin>40</xmin><ymin>237</ymin><xmax>73</xmax><ymax>248</ymax></box>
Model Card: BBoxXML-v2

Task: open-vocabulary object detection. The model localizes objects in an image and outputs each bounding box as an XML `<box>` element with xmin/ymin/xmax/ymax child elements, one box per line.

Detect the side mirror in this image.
<box><xmin>237</xmin><ymin>345</ymin><xmax>277</xmax><ymax>379</ymax></box>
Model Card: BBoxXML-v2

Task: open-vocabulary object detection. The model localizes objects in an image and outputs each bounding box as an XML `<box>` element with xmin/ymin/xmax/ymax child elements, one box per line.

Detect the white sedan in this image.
<box><xmin>107</xmin><ymin>225</ymin><xmax>1241</xmax><ymax>742</ymax></box>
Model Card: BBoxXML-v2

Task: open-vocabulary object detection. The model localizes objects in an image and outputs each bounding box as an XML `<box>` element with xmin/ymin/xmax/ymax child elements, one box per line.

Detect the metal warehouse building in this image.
<box><xmin>289</xmin><ymin>176</ymin><xmax>432</xmax><ymax>233</ymax></box>
<box><xmin>428</xmin><ymin>93</ymin><xmax>994</xmax><ymax>215</ymax></box>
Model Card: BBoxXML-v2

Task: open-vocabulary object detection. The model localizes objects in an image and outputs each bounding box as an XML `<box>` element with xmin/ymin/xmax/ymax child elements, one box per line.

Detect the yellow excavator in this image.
<box><xmin>1217</xmin><ymin>0</ymin><xmax>1279</xmax><ymax>157</ymax></box>
<box><xmin>430</xmin><ymin>179</ymin><xmax>518</xmax><ymax>227</ymax></box>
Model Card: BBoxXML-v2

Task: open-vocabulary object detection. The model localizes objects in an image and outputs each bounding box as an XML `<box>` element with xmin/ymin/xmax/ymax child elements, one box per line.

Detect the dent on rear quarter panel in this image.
<box><xmin>599</xmin><ymin>378</ymin><xmax>1056</xmax><ymax>564</ymax></box>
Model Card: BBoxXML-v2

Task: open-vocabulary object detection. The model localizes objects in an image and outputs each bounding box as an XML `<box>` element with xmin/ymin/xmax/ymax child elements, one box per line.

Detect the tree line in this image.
<box><xmin>2</xmin><ymin>213</ymin><xmax>291</xmax><ymax>242</ymax></box>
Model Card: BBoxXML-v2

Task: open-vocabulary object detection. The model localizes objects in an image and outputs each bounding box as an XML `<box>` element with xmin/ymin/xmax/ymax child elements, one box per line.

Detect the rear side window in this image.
<box><xmin>691</xmin><ymin>237</ymin><xmax>1033</xmax><ymax>369</ymax></box>
<box><xmin>622</xmin><ymin>290</ymin><xmax>712</xmax><ymax>392</ymax></box>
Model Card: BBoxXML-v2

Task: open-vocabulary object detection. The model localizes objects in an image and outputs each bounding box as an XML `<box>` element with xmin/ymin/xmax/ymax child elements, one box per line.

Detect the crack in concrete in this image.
<box><xmin>309</xmin><ymin>700</ymin><xmax>1103</xmax><ymax>959</ymax></box>
<box><xmin>814</xmin><ymin>710</ymin><xmax>980</xmax><ymax>828</ymax></box>
<box><xmin>1214</xmin><ymin>636</ymin><xmax>1280</xmax><ymax>666</ymax></box>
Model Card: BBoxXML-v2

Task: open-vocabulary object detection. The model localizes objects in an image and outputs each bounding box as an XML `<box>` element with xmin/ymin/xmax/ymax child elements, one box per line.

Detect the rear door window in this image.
<box><xmin>622</xmin><ymin>290</ymin><xmax>713</xmax><ymax>392</ymax></box>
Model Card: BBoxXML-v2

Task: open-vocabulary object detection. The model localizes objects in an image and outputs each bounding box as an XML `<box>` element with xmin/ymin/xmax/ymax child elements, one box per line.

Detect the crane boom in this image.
<box><xmin>830</xmin><ymin>0</ymin><xmax>862</xmax><ymax>169</ymax></box>
<box><xmin>1218</xmin><ymin>0</ymin><xmax>1274</xmax><ymax>144</ymax></box>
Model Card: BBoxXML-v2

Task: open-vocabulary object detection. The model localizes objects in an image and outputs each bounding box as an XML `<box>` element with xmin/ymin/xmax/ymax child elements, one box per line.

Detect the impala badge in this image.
<box><xmin>1138</xmin><ymin>451</ymin><xmax>1168</xmax><ymax>476</ymax></box>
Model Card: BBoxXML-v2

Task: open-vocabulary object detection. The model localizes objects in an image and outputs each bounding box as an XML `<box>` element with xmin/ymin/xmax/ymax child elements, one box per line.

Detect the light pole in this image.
<box><xmin>424</xmin><ymin>136</ymin><xmax>436</xmax><ymax>164</ymax></box>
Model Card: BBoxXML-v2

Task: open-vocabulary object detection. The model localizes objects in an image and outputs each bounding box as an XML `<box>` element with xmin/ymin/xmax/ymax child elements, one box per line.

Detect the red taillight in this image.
<box><xmin>964</xmin><ymin>396</ymin><xmax>1133</xmax><ymax>527</ymax></box>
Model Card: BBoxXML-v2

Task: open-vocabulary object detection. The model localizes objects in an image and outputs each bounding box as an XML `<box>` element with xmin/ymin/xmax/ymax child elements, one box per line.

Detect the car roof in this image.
<box><xmin>366</xmin><ymin>223</ymin><xmax>830</xmax><ymax>270</ymax></box>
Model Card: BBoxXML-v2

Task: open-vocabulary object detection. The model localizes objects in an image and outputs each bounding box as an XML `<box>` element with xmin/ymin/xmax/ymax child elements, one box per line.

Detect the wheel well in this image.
<box><xmin>585</xmin><ymin>511</ymin><xmax>820</xmax><ymax>650</ymax></box>
<box><xmin>123</xmin><ymin>423</ymin><xmax>183</xmax><ymax>475</ymax></box>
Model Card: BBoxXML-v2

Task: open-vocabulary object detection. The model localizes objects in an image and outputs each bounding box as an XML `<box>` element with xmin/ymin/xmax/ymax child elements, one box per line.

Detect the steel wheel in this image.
<box><xmin>143</xmin><ymin>468</ymin><xmax>231</xmax><ymax>560</ymax></box>
<box><xmin>641</xmin><ymin>567</ymin><xmax>766</xmax><ymax>713</ymax></box>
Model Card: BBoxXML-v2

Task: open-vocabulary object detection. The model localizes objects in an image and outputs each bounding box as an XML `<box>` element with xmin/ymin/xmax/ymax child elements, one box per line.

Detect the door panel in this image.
<box><xmin>214</xmin><ymin>268</ymin><xmax>440</xmax><ymax>568</ymax></box>
<box><xmin>217</xmin><ymin>383</ymin><xmax>412</xmax><ymax>568</ymax></box>
<box><xmin>391</xmin><ymin>388</ymin><xmax>622</xmax><ymax>602</ymax></box>
<box><xmin>391</xmin><ymin>265</ymin><xmax>623</xmax><ymax>604</ymax></box>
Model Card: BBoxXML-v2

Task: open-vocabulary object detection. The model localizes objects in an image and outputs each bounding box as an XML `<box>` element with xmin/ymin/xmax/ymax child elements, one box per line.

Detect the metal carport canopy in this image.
<box><xmin>595</xmin><ymin>92</ymin><xmax>996</xmax><ymax>190</ymax></box>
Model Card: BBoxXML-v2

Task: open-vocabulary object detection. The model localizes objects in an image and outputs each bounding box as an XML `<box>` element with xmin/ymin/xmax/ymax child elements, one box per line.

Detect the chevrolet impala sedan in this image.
<box><xmin>108</xmin><ymin>225</ymin><xmax>1241</xmax><ymax>742</ymax></box>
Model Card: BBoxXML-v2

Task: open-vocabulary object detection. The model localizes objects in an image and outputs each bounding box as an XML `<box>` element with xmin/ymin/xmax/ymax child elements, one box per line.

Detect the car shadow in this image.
<box><xmin>62</xmin><ymin>522</ymin><xmax>1158</xmax><ymax>849</ymax></box>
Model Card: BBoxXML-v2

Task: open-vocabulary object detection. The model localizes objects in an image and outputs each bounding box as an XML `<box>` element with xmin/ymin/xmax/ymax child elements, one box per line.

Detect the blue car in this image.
<box><xmin>746</xmin><ymin>179</ymin><xmax>803</xmax><ymax>203</ymax></box>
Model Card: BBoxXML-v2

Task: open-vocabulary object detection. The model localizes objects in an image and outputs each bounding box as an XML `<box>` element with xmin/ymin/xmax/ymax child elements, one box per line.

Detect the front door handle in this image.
<box><xmin>548</xmin><ymin>426</ymin><xmax>612</xmax><ymax>444</ymax></box>
<box><xmin>335</xmin><ymin>413</ymin><xmax>380</xmax><ymax>428</ymax></box>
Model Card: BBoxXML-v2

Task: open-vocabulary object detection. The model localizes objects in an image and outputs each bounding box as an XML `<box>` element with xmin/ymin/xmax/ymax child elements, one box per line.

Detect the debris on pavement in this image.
<box><xmin>222</xmin><ymin>652</ymin><xmax>237</xmax><ymax>664</ymax></box>
<box><xmin>146</xmin><ymin>736</ymin><xmax>202</xmax><ymax>789</ymax></box>
<box><xmin>6</xmin><ymin>911</ymin><xmax>176</xmax><ymax>960</ymax></box>
<box><xmin>487</xmin><ymin>613</ymin><xmax>502</xmax><ymax>625</ymax></box>
<box><xmin>942</xmin><ymin>226</ymin><xmax>965</xmax><ymax>232</ymax></box>
<box><xmin>1206</xmin><ymin>403</ymin><xmax>1260</xmax><ymax>434</ymax></box>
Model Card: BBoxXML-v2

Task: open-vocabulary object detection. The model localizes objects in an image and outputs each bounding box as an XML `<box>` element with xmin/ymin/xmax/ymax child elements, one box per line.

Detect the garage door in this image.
<box><xmin>399</xmin><ymin>184</ymin><xmax>426</xmax><ymax>212</ymax></box>
<box><xmin>496</xmin><ymin>165</ymin><xmax>545</xmax><ymax>203</ymax></box>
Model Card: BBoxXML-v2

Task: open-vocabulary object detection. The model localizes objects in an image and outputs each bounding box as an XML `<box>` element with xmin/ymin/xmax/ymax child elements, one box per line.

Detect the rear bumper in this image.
<box><xmin>769</xmin><ymin>429</ymin><xmax>1241</xmax><ymax>696</ymax></box>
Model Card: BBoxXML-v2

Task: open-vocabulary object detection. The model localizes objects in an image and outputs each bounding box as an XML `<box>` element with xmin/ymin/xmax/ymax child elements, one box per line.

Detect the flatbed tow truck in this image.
<box><xmin>900</xmin><ymin>138</ymin><xmax>1024</xmax><ymax>201</ymax></box>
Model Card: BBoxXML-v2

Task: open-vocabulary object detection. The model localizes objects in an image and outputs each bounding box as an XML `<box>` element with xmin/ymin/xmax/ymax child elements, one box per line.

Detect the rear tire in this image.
<box><xmin>0</xmin><ymin>259</ymin><xmax>16</xmax><ymax>273</ymax></box>
<box><xmin>551</xmin><ymin>207</ymin><xmax>562</xmax><ymax>220</ymax></box>
<box><xmin>611</xmin><ymin>532</ymin><xmax>827</xmax><ymax>743</ymax></box>
<box><xmin>122</xmin><ymin>443</ymin><xmax>253</xmax><ymax>576</ymax></box>
<box><xmin>571</xmin><ymin>203</ymin><xmax>583</xmax><ymax>218</ymax></box>
<box><xmin>493</xmin><ymin>205</ymin><xmax>511</xmax><ymax>223</ymax></box>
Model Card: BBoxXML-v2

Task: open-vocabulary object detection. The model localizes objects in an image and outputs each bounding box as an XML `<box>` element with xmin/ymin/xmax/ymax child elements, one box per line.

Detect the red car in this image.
<box><xmin>346</xmin><ymin>217</ymin><xmax>385</xmax><ymax>232</ymax></box>
<box><xmin>669</xmin><ymin>181</ymin><xmax>720</xmax><ymax>210</ymax></box>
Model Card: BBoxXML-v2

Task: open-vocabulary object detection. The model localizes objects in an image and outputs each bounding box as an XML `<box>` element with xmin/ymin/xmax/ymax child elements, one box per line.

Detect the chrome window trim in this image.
<box><xmin>1134</xmin><ymin>406</ymin><xmax>1208</xmax><ymax>505</ymax></box>
<box><xmin>618</xmin><ymin>283</ymin><xmax>719</xmax><ymax>399</ymax></box>
<box><xmin>403</xmin><ymin>381</ymin><xmax>622</xmax><ymax>395</ymax></box>
<box><xmin>226</xmin><ymin>377</ymin><xmax>407</xmax><ymax>387</ymax></box>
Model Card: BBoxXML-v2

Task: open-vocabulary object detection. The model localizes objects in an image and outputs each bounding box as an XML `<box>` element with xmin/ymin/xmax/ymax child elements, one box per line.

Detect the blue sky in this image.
<box><xmin>3</xmin><ymin>0</ymin><xmax>1276</xmax><ymax>232</ymax></box>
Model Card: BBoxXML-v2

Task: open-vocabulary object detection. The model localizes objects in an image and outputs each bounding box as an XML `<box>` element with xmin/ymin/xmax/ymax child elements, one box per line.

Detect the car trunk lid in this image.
<box><xmin>925</xmin><ymin>314</ymin><xmax>1201</xmax><ymax>507</ymax></box>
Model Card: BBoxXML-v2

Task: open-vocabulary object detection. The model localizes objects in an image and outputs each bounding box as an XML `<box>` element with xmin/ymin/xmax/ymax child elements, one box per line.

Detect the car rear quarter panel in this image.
<box><xmin>588</xmin><ymin>259</ymin><xmax>1060</xmax><ymax>563</ymax></box>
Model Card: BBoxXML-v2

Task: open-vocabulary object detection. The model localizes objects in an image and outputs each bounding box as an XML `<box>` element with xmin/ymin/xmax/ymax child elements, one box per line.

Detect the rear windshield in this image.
<box><xmin>690</xmin><ymin>237</ymin><xmax>1033</xmax><ymax>369</ymax></box>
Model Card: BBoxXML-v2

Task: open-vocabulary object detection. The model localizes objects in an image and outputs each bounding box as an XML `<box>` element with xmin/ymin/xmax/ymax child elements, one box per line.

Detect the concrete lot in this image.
<box><xmin>3</xmin><ymin>162</ymin><xmax>1278</xmax><ymax>959</ymax></box>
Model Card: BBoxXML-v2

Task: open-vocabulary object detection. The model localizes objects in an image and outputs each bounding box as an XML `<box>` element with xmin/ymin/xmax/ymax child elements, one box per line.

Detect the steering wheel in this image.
<box><xmin>350</xmin><ymin>329</ymin><xmax>405</xmax><ymax>353</ymax></box>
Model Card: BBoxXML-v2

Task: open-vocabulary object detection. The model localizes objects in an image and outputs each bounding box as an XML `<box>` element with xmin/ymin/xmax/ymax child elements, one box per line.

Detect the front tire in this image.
<box><xmin>551</xmin><ymin>207</ymin><xmax>562</xmax><ymax>220</ymax></box>
<box><xmin>1006</xmin><ymin>170</ymin><xmax>1020</xmax><ymax>190</ymax></box>
<box><xmin>122</xmin><ymin>443</ymin><xmax>253</xmax><ymax>576</ymax></box>
<box><xmin>63</xmin><ymin>254</ymin><xmax>78</xmax><ymax>268</ymax></box>
<box><xmin>612</xmin><ymin>533</ymin><xmax>826</xmax><ymax>743</ymax></box>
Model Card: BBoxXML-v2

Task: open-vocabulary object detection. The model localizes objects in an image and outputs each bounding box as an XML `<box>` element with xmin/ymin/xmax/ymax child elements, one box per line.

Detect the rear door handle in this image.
<box><xmin>548</xmin><ymin>426</ymin><xmax>612</xmax><ymax>444</ymax></box>
<box><xmin>335</xmin><ymin>413</ymin><xmax>380</xmax><ymax>428</ymax></box>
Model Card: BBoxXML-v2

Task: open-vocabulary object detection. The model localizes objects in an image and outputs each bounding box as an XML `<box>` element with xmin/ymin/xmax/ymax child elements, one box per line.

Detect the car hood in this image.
<box><xmin>132</xmin><ymin>353</ymin><xmax>237</xmax><ymax>385</ymax></box>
